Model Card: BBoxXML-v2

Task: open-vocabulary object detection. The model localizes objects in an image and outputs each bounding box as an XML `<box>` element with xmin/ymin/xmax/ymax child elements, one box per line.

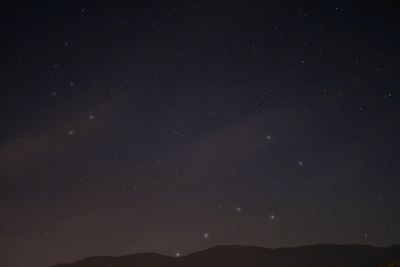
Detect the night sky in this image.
<box><xmin>1</xmin><ymin>1</ymin><xmax>400</xmax><ymax>266</ymax></box>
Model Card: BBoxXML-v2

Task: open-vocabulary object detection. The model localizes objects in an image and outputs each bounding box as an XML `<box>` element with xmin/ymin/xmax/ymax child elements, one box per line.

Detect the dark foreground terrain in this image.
<box><xmin>53</xmin><ymin>244</ymin><xmax>400</xmax><ymax>267</ymax></box>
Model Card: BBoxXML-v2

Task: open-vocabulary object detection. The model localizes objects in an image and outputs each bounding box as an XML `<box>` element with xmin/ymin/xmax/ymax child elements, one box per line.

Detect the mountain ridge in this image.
<box><xmin>52</xmin><ymin>244</ymin><xmax>400</xmax><ymax>267</ymax></box>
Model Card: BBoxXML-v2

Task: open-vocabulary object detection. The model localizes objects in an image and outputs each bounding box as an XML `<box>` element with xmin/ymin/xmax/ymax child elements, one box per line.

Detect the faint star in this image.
<box><xmin>265</xmin><ymin>135</ymin><xmax>271</xmax><ymax>141</ymax></box>
<box><xmin>68</xmin><ymin>130</ymin><xmax>75</xmax><ymax>136</ymax></box>
<box><xmin>235</xmin><ymin>207</ymin><xmax>242</xmax><ymax>212</ymax></box>
<box><xmin>298</xmin><ymin>161</ymin><xmax>304</xmax><ymax>167</ymax></box>
<box><xmin>175</xmin><ymin>252</ymin><xmax>181</xmax><ymax>257</ymax></box>
<box><xmin>203</xmin><ymin>232</ymin><xmax>209</xmax><ymax>239</ymax></box>
<box><xmin>270</xmin><ymin>214</ymin><xmax>276</xmax><ymax>220</ymax></box>
<box><xmin>89</xmin><ymin>114</ymin><xmax>95</xmax><ymax>120</ymax></box>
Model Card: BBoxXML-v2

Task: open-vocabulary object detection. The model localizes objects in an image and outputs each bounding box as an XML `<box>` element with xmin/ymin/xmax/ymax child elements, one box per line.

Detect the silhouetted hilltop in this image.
<box><xmin>53</xmin><ymin>244</ymin><xmax>400</xmax><ymax>267</ymax></box>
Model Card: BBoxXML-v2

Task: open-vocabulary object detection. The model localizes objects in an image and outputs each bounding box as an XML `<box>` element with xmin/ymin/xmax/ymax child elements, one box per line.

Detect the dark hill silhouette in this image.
<box><xmin>53</xmin><ymin>244</ymin><xmax>400</xmax><ymax>267</ymax></box>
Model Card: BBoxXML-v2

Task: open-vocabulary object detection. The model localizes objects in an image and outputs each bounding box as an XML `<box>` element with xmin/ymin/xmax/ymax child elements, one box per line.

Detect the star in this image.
<box><xmin>68</xmin><ymin>130</ymin><xmax>75</xmax><ymax>136</ymax></box>
<box><xmin>265</xmin><ymin>135</ymin><xmax>271</xmax><ymax>141</ymax></box>
<box><xmin>175</xmin><ymin>252</ymin><xmax>181</xmax><ymax>257</ymax></box>
<box><xmin>203</xmin><ymin>232</ymin><xmax>209</xmax><ymax>239</ymax></box>
<box><xmin>89</xmin><ymin>114</ymin><xmax>95</xmax><ymax>120</ymax></box>
<box><xmin>235</xmin><ymin>207</ymin><xmax>242</xmax><ymax>212</ymax></box>
<box><xmin>270</xmin><ymin>214</ymin><xmax>276</xmax><ymax>220</ymax></box>
<box><xmin>298</xmin><ymin>161</ymin><xmax>304</xmax><ymax>167</ymax></box>
<box><xmin>384</xmin><ymin>93</ymin><xmax>392</xmax><ymax>98</ymax></box>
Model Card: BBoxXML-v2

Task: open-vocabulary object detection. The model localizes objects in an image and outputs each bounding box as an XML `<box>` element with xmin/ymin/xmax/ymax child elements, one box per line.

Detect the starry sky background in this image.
<box><xmin>1</xmin><ymin>1</ymin><xmax>400</xmax><ymax>266</ymax></box>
